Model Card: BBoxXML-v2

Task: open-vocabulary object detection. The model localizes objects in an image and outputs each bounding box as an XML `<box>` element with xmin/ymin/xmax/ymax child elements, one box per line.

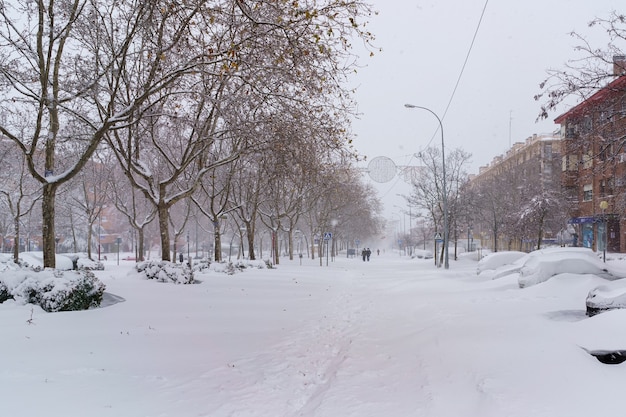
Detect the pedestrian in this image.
<box><xmin>366</xmin><ymin>248</ymin><xmax>371</xmax><ymax>261</ymax></box>
<box><xmin>377</xmin><ymin>249</ymin><xmax>380</xmax><ymax>256</ymax></box>
<box><xmin>361</xmin><ymin>248</ymin><xmax>367</xmax><ymax>261</ymax></box>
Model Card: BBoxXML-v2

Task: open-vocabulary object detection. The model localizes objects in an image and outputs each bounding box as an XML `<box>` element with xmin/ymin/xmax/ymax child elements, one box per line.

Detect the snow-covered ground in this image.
<box><xmin>3</xmin><ymin>249</ymin><xmax>626</xmax><ymax>416</ymax></box>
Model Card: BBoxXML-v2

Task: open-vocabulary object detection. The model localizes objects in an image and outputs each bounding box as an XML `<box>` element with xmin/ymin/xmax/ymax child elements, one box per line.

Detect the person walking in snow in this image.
<box><xmin>366</xmin><ymin>248</ymin><xmax>371</xmax><ymax>261</ymax></box>
<box><xmin>361</xmin><ymin>248</ymin><xmax>367</xmax><ymax>261</ymax></box>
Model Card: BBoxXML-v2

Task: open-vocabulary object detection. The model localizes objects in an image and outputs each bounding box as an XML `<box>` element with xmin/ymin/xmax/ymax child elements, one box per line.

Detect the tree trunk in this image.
<box><xmin>439</xmin><ymin>243</ymin><xmax>444</xmax><ymax>267</ymax></box>
<box><xmin>138</xmin><ymin>229</ymin><xmax>145</xmax><ymax>262</ymax></box>
<box><xmin>214</xmin><ymin>222</ymin><xmax>222</xmax><ymax>262</ymax></box>
<box><xmin>273</xmin><ymin>230</ymin><xmax>280</xmax><ymax>265</ymax></box>
<box><xmin>87</xmin><ymin>221</ymin><xmax>93</xmax><ymax>260</ymax></box>
<box><xmin>288</xmin><ymin>230</ymin><xmax>294</xmax><ymax>260</ymax></box>
<box><xmin>247</xmin><ymin>232</ymin><xmax>255</xmax><ymax>260</ymax></box>
<box><xmin>536</xmin><ymin>212</ymin><xmax>545</xmax><ymax>250</ymax></box>
<box><xmin>70</xmin><ymin>212</ymin><xmax>78</xmax><ymax>253</ymax></box>
<box><xmin>42</xmin><ymin>183</ymin><xmax>57</xmax><ymax>268</ymax></box>
<box><xmin>13</xmin><ymin>218</ymin><xmax>19</xmax><ymax>264</ymax></box>
<box><xmin>492</xmin><ymin>224</ymin><xmax>498</xmax><ymax>252</ymax></box>
<box><xmin>157</xmin><ymin>204</ymin><xmax>171</xmax><ymax>261</ymax></box>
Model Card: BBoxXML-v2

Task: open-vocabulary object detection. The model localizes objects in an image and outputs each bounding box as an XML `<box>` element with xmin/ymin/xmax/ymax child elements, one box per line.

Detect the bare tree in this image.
<box><xmin>110</xmin><ymin>170</ymin><xmax>156</xmax><ymax>262</ymax></box>
<box><xmin>0</xmin><ymin>0</ymin><xmax>216</xmax><ymax>267</ymax></box>
<box><xmin>408</xmin><ymin>147</ymin><xmax>471</xmax><ymax>262</ymax></box>
<box><xmin>535</xmin><ymin>11</ymin><xmax>626</xmax><ymax>121</ymax></box>
<box><xmin>0</xmin><ymin>151</ymin><xmax>41</xmax><ymax>262</ymax></box>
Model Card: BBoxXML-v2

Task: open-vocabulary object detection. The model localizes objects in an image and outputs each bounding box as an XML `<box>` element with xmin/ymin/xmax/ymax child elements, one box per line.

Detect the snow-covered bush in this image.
<box><xmin>205</xmin><ymin>259</ymin><xmax>268</xmax><ymax>275</ymax></box>
<box><xmin>136</xmin><ymin>260</ymin><xmax>195</xmax><ymax>284</ymax></box>
<box><xmin>192</xmin><ymin>259</ymin><xmax>211</xmax><ymax>273</ymax></box>
<box><xmin>17</xmin><ymin>258</ymin><xmax>43</xmax><ymax>272</ymax></box>
<box><xmin>39</xmin><ymin>271</ymin><xmax>106</xmax><ymax>311</ymax></box>
<box><xmin>0</xmin><ymin>280</ymin><xmax>11</xmax><ymax>303</ymax></box>
<box><xmin>0</xmin><ymin>269</ymin><xmax>106</xmax><ymax>312</ymax></box>
<box><xmin>77</xmin><ymin>257</ymin><xmax>105</xmax><ymax>271</ymax></box>
<box><xmin>233</xmin><ymin>259</ymin><xmax>267</xmax><ymax>270</ymax></box>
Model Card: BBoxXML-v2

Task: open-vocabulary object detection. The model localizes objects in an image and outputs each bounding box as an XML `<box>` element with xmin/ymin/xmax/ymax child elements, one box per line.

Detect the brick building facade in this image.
<box><xmin>554</xmin><ymin>72</ymin><xmax>626</xmax><ymax>253</ymax></box>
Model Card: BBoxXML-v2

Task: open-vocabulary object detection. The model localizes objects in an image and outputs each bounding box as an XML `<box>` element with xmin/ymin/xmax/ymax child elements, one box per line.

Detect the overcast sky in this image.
<box><xmin>350</xmin><ymin>0</ymin><xmax>622</xmax><ymax>219</ymax></box>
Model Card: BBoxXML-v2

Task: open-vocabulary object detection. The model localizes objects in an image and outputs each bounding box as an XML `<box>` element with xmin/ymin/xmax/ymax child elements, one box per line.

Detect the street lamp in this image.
<box><xmin>600</xmin><ymin>200</ymin><xmax>608</xmax><ymax>263</ymax></box>
<box><xmin>404</xmin><ymin>103</ymin><xmax>449</xmax><ymax>269</ymax></box>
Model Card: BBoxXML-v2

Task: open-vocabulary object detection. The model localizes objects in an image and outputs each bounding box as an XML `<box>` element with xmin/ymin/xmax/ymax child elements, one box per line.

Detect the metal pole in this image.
<box><xmin>600</xmin><ymin>200</ymin><xmax>608</xmax><ymax>263</ymax></box>
<box><xmin>98</xmin><ymin>215</ymin><xmax>101</xmax><ymax>261</ymax></box>
<box><xmin>602</xmin><ymin>210</ymin><xmax>609</xmax><ymax>262</ymax></box>
<box><xmin>405</xmin><ymin>103</ymin><xmax>449</xmax><ymax>269</ymax></box>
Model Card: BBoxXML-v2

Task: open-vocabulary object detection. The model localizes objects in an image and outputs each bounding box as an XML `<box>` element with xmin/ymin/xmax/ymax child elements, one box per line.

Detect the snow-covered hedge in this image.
<box><xmin>77</xmin><ymin>257</ymin><xmax>105</xmax><ymax>271</ymax></box>
<box><xmin>207</xmin><ymin>259</ymin><xmax>268</xmax><ymax>275</ymax></box>
<box><xmin>136</xmin><ymin>260</ymin><xmax>195</xmax><ymax>284</ymax></box>
<box><xmin>192</xmin><ymin>259</ymin><xmax>211</xmax><ymax>273</ymax></box>
<box><xmin>0</xmin><ymin>269</ymin><xmax>106</xmax><ymax>312</ymax></box>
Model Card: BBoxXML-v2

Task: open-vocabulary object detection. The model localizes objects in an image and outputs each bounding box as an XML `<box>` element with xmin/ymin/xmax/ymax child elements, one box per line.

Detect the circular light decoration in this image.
<box><xmin>367</xmin><ymin>156</ymin><xmax>397</xmax><ymax>183</ymax></box>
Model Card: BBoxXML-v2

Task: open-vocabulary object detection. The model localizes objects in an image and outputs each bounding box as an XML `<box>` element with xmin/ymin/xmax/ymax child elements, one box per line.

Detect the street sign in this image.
<box><xmin>323</xmin><ymin>232</ymin><xmax>332</xmax><ymax>241</ymax></box>
<box><xmin>434</xmin><ymin>232</ymin><xmax>442</xmax><ymax>240</ymax></box>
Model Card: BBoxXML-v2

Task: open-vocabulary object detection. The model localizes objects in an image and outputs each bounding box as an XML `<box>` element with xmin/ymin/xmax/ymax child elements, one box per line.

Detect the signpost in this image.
<box><xmin>324</xmin><ymin>232</ymin><xmax>332</xmax><ymax>266</ymax></box>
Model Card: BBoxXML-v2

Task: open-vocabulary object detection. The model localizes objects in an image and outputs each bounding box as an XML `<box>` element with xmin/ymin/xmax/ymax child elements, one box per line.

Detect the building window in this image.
<box><xmin>582</xmin><ymin>115</ymin><xmax>593</xmax><ymax>133</ymax></box>
<box><xmin>583</xmin><ymin>151</ymin><xmax>593</xmax><ymax>169</ymax></box>
<box><xmin>598</xmin><ymin>178</ymin><xmax>614</xmax><ymax>196</ymax></box>
<box><xmin>563</xmin><ymin>154</ymin><xmax>578</xmax><ymax>171</ymax></box>
<box><xmin>544</xmin><ymin>163</ymin><xmax>552</xmax><ymax>175</ymax></box>
<box><xmin>583</xmin><ymin>184</ymin><xmax>593</xmax><ymax>201</ymax></box>
<box><xmin>544</xmin><ymin>144</ymin><xmax>552</xmax><ymax>159</ymax></box>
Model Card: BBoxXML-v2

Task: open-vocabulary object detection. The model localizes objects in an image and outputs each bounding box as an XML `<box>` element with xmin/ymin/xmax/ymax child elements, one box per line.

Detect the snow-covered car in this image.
<box><xmin>476</xmin><ymin>251</ymin><xmax>526</xmax><ymax>275</ymax></box>
<box><xmin>412</xmin><ymin>249</ymin><xmax>433</xmax><ymax>260</ymax></box>
<box><xmin>586</xmin><ymin>279</ymin><xmax>626</xmax><ymax>316</ymax></box>
<box><xmin>478</xmin><ymin>247</ymin><xmax>625</xmax><ymax>288</ymax></box>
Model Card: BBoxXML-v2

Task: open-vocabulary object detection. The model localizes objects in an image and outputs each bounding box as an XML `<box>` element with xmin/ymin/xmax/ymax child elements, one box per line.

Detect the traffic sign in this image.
<box><xmin>323</xmin><ymin>232</ymin><xmax>332</xmax><ymax>241</ymax></box>
<box><xmin>434</xmin><ymin>232</ymin><xmax>442</xmax><ymax>240</ymax></box>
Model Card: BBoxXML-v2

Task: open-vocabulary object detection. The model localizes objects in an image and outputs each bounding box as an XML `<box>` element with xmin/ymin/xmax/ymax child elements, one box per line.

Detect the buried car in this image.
<box><xmin>586</xmin><ymin>279</ymin><xmax>626</xmax><ymax>316</ymax></box>
<box><xmin>479</xmin><ymin>247</ymin><xmax>625</xmax><ymax>288</ymax></box>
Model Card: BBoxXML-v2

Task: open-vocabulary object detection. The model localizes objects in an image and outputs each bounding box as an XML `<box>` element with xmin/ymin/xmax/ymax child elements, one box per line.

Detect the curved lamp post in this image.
<box><xmin>404</xmin><ymin>103</ymin><xmax>449</xmax><ymax>269</ymax></box>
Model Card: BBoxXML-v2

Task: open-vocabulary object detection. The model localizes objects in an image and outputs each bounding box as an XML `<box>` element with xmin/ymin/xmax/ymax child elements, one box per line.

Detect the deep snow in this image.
<box><xmin>3</xmin><ymin>249</ymin><xmax>626</xmax><ymax>416</ymax></box>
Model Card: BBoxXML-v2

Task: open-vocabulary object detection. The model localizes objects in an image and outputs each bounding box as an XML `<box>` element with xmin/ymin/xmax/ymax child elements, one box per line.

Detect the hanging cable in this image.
<box><xmin>419</xmin><ymin>0</ymin><xmax>490</xmax><ymax>152</ymax></box>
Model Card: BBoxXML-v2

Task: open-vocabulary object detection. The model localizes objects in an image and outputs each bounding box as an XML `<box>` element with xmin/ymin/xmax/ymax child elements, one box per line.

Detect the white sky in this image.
<box><xmin>3</xmin><ymin>248</ymin><xmax>626</xmax><ymax>416</ymax></box>
<box><xmin>350</xmin><ymin>0</ymin><xmax>623</xmax><ymax>218</ymax></box>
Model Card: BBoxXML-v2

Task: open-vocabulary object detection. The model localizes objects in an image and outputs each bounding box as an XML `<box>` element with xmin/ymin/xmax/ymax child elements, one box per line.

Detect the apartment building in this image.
<box><xmin>468</xmin><ymin>133</ymin><xmax>562</xmax><ymax>251</ymax></box>
<box><xmin>554</xmin><ymin>58</ymin><xmax>626</xmax><ymax>253</ymax></box>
